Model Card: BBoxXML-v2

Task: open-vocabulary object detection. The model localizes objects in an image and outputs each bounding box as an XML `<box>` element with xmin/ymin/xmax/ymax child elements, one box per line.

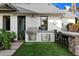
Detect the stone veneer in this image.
<box><xmin>68</xmin><ymin>37</ymin><xmax>79</xmax><ymax>55</ymax></box>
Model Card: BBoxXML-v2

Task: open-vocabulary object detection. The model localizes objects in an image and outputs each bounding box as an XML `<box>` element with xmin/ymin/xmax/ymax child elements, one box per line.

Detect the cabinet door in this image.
<box><xmin>41</xmin><ymin>33</ymin><xmax>50</xmax><ymax>42</ymax></box>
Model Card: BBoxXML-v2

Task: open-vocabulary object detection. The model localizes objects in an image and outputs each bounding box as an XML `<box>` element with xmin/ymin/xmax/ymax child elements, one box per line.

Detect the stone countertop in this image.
<box><xmin>60</xmin><ymin>31</ymin><xmax>79</xmax><ymax>37</ymax></box>
<box><xmin>26</xmin><ymin>30</ymin><xmax>54</xmax><ymax>33</ymax></box>
<box><xmin>36</xmin><ymin>30</ymin><xmax>54</xmax><ymax>33</ymax></box>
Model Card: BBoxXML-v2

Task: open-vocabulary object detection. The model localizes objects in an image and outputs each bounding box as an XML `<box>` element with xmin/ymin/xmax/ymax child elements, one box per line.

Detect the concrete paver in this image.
<box><xmin>0</xmin><ymin>41</ymin><xmax>23</xmax><ymax>56</ymax></box>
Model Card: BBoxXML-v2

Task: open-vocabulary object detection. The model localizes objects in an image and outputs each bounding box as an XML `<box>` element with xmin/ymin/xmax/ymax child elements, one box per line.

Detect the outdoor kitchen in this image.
<box><xmin>26</xmin><ymin>16</ymin><xmax>56</xmax><ymax>42</ymax></box>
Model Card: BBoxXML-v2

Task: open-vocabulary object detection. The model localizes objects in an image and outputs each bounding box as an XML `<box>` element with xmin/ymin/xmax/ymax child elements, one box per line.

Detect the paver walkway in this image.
<box><xmin>0</xmin><ymin>41</ymin><xmax>23</xmax><ymax>56</ymax></box>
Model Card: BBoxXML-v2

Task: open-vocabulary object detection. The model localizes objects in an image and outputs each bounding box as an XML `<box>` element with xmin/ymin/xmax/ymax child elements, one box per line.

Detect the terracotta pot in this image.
<box><xmin>73</xmin><ymin>24</ymin><xmax>78</xmax><ymax>32</ymax></box>
<box><xmin>69</xmin><ymin>24</ymin><xmax>74</xmax><ymax>32</ymax></box>
<box><xmin>69</xmin><ymin>24</ymin><xmax>79</xmax><ymax>32</ymax></box>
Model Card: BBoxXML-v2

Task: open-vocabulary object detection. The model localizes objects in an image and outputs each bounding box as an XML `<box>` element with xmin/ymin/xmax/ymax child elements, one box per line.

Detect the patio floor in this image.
<box><xmin>0</xmin><ymin>41</ymin><xmax>23</xmax><ymax>56</ymax></box>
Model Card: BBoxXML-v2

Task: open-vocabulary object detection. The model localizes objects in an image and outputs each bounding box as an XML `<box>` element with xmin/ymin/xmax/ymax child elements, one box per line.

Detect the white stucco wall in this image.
<box><xmin>62</xmin><ymin>18</ymin><xmax>75</xmax><ymax>25</ymax></box>
<box><xmin>26</xmin><ymin>15</ymin><xmax>40</xmax><ymax>29</ymax></box>
<box><xmin>25</xmin><ymin>16</ymin><xmax>28</xmax><ymax>42</ymax></box>
<box><xmin>48</xmin><ymin>16</ymin><xmax>62</xmax><ymax>31</ymax></box>
<box><xmin>0</xmin><ymin>14</ymin><xmax>3</xmax><ymax>29</ymax></box>
<box><xmin>61</xmin><ymin>18</ymin><xmax>75</xmax><ymax>31</ymax></box>
<box><xmin>10</xmin><ymin>15</ymin><xmax>18</xmax><ymax>40</ymax></box>
<box><xmin>48</xmin><ymin>17</ymin><xmax>75</xmax><ymax>31</ymax></box>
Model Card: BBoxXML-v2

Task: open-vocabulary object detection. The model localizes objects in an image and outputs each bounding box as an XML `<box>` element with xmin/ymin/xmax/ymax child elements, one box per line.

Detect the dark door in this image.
<box><xmin>18</xmin><ymin>16</ymin><xmax>26</xmax><ymax>40</ymax></box>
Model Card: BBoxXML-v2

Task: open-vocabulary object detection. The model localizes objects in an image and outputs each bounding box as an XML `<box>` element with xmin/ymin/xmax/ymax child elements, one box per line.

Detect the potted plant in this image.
<box><xmin>66</xmin><ymin>23</ymin><xmax>79</xmax><ymax>32</ymax></box>
<box><xmin>10</xmin><ymin>32</ymin><xmax>16</xmax><ymax>42</ymax></box>
<box><xmin>72</xmin><ymin>24</ymin><xmax>79</xmax><ymax>32</ymax></box>
<box><xmin>66</xmin><ymin>23</ymin><xmax>73</xmax><ymax>31</ymax></box>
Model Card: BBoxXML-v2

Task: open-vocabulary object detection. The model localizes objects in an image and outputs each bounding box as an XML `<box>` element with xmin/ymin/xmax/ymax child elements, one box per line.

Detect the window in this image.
<box><xmin>40</xmin><ymin>16</ymin><xmax>48</xmax><ymax>30</ymax></box>
<box><xmin>3</xmin><ymin>16</ymin><xmax>10</xmax><ymax>30</ymax></box>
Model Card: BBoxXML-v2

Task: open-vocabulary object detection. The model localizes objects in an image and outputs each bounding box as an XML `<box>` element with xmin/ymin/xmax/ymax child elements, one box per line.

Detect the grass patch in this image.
<box><xmin>13</xmin><ymin>42</ymin><xmax>73</xmax><ymax>56</ymax></box>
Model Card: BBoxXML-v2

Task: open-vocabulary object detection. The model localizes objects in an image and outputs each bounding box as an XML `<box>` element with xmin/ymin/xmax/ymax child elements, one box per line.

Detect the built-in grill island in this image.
<box><xmin>26</xmin><ymin>27</ymin><xmax>54</xmax><ymax>42</ymax></box>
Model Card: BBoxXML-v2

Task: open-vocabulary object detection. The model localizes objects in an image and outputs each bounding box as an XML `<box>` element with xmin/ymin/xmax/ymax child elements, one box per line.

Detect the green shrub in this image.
<box><xmin>11</xmin><ymin>32</ymin><xmax>16</xmax><ymax>39</ymax></box>
<box><xmin>0</xmin><ymin>29</ymin><xmax>11</xmax><ymax>49</ymax></box>
<box><xmin>0</xmin><ymin>29</ymin><xmax>6</xmax><ymax>33</ymax></box>
<box><xmin>0</xmin><ymin>33</ymin><xmax>3</xmax><ymax>46</ymax></box>
<box><xmin>0</xmin><ymin>29</ymin><xmax>16</xmax><ymax>49</ymax></box>
<box><xmin>0</xmin><ymin>29</ymin><xmax>3</xmax><ymax>46</ymax></box>
<box><xmin>19</xmin><ymin>31</ymin><xmax>25</xmax><ymax>40</ymax></box>
<box><xmin>6</xmin><ymin>31</ymin><xmax>11</xmax><ymax>41</ymax></box>
<box><xmin>6</xmin><ymin>31</ymin><xmax>16</xmax><ymax>42</ymax></box>
<box><xmin>1</xmin><ymin>32</ymin><xmax>11</xmax><ymax>49</ymax></box>
<box><xmin>9</xmin><ymin>32</ymin><xmax>16</xmax><ymax>42</ymax></box>
<box><xmin>0</xmin><ymin>33</ymin><xmax>2</xmax><ymax>42</ymax></box>
<box><xmin>12</xmin><ymin>32</ymin><xmax>16</xmax><ymax>39</ymax></box>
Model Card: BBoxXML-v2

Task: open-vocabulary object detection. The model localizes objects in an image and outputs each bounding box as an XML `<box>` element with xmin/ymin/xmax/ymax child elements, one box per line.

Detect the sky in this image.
<box><xmin>52</xmin><ymin>3</ymin><xmax>79</xmax><ymax>9</ymax></box>
<box><xmin>52</xmin><ymin>3</ymin><xmax>79</xmax><ymax>16</ymax></box>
